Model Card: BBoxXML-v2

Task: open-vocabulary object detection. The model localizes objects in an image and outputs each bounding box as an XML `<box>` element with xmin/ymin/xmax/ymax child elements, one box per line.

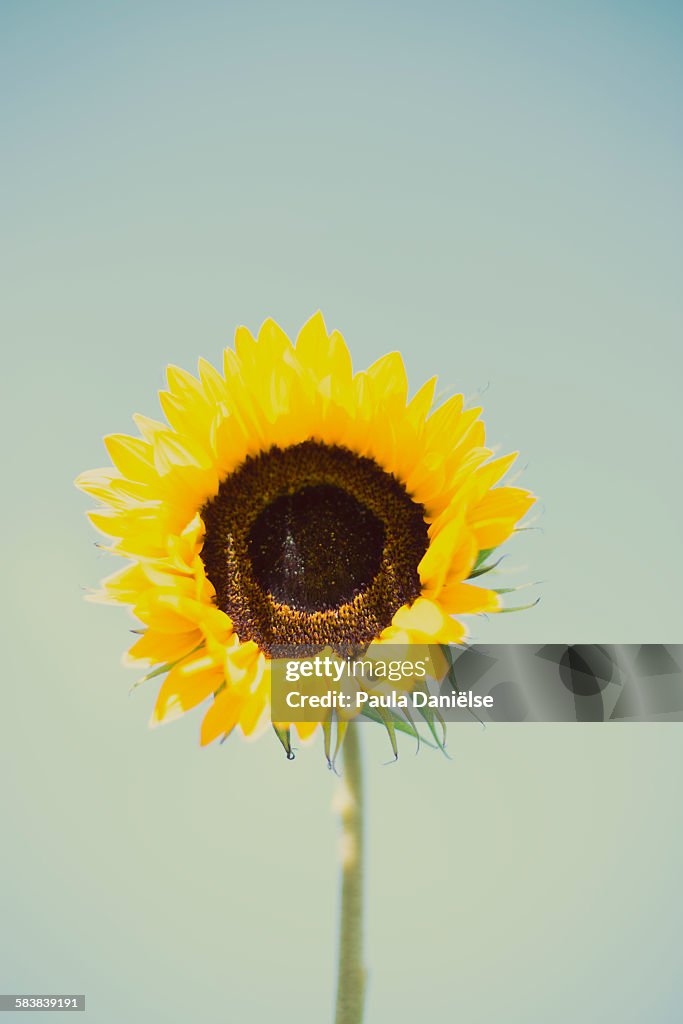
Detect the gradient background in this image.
<box><xmin>2</xmin><ymin>2</ymin><xmax>682</xmax><ymax>1021</ymax></box>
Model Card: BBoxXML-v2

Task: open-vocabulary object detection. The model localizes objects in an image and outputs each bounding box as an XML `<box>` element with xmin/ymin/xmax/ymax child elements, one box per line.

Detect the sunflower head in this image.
<box><xmin>77</xmin><ymin>314</ymin><xmax>535</xmax><ymax>756</ymax></box>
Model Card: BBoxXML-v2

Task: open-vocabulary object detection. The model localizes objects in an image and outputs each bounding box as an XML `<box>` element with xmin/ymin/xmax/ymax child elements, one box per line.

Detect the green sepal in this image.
<box><xmin>376</xmin><ymin>706</ymin><xmax>399</xmax><ymax>760</ymax></box>
<box><xmin>418</xmin><ymin>704</ymin><xmax>448</xmax><ymax>754</ymax></box>
<box><xmin>321</xmin><ymin>718</ymin><xmax>349</xmax><ymax>770</ymax></box>
<box><xmin>273</xmin><ymin>723</ymin><xmax>294</xmax><ymax>760</ymax></box>
<box><xmin>322</xmin><ymin>720</ymin><xmax>332</xmax><ymax>765</ymax></box>
<box><xmin>469</xmin><ymin>553</ymin><xmax>504</xmax><ymax>578</ymax></box>
<box><xmin>499</xmin><ymin>597</ymin><xmax>541</xmax><ymax>613</ymax></box>
<box><xmin>469</xmin><ymin>547</ymin><xmax>495</xmax><ymax>575</ymax></box>
<box><xmin>493</xmin><ymin>581</ymin><xmax>541</xmax><ymax>596</ymax></box>
<box><xmin>128</xmin><ymin>643</ymin><xmax>204</xmax><ymax>694</ymax></box>
<box><xmin>360</xmin><ymin>706</ymin><xmax>440</xmax><ymax>751</ymax></box>
<box><xmin>408</xmin><ymin>678</ymin><xmax>448</xmax><ymax>753</ymax></box>
<box><xmin>399</xmin><ymin>704</ymin><xmax>421</xmax><ymax>753</ymax></box>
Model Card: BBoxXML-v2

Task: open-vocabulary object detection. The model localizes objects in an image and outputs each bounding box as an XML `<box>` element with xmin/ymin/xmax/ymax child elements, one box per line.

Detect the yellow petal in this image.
<box><xmin>392</xmin><ymin>598</ymin><xmax>466</xmax><ymax>644</ymax></box>
<box><xmin>437</xmin><ymin>582</ymin><xmax>500</xmax><ymax>615</ymax></box>
<box><xmin>406</xmin><ymin>376</ymin><xmax>437</xmax><ymax>425</ymax></box>
<box><xmin>295</xmin><ymin>311</ymin><xmax>333</xmax><ymax>380</ymax></box>
<box><xmin>104</xmin><ymin>434</ymin><xmax>156</xmax><ymax>482</ymax></box>
<box><xmin>75</xmin><ymin>467</ymin><xmax>121</xmax><ymax>497</ymax></box>
<box><xmin>200</xmin><ymin>687</ymin><xmax>247</xmax><ymax>746</ymax></box>
<box><xmin>424</xmin><ymin>394</ymin><xmax>464</xmax><ymax>448</ymax></box>
<box><xmin>257</xmin><ymin>317</ymin><xmax>294</xmax><ymax>358</ymax></box>
<box><xmin>366</xmin><ymin>351</ymin><xmax>408</xmax><ymax>406</ymax></box>
<box><xmin>418</xmin><ymin>517</ymin><xmax>468</xmax><ymax>592</ymax></box>
<box><xmin>197</xmin><ymin>357</ymin><xmax>229</xmax><ymax>404</ymax></box>
<box><xmin>471</xmin><ymin>452</ymin><xmax>518</xmax><ymax>497</ymax></box>
<box><xmin>392</xmin><ymin>597</ymin><xmax>444</xmax><ymax>635</ymax></box>
<box><xmin>89</xmin><ymin>562</ymin><xmax>149</xmax><ymax>604</ymax></box>
<box><xmin>293</xmin><ymin>721</ymin><xmax>319</xmax><ymax>741</ymax></box>
<box><xmin>87</xmin><ymin>507</ymin><xmax>163</xmax><ymax>542</ymax></box>
<box><xmin>469</xmin><ymin>487</ymin><xmax>535</xmax><ymax>548</ymax></box>
<box><xmin>233</xmin><ymin>325</ymin><xmax>259</xmax><ymax>366</ymax></box>
<box><xmin>132</xmin><ymin>413</ymin><xmax>169</xmax><ymax>441</ymax></box>
<box><xmin>126</xmin><ymin>628</ymin><xmax>202</xmax><ymax>664</ymax></box>
<box><xmin>152</xmin><ymin>655</ymin><xmax>224</xmax><ymax>725</ymax></box>
<box><xmin>240</xmin><ymin>681</ymin><xmax>268</xmax><ymax>737</ymax></box>
<box><xmin>153</xmin><ymin>430</ymin><xmax>214</xmax><ymax>474</ymax></box>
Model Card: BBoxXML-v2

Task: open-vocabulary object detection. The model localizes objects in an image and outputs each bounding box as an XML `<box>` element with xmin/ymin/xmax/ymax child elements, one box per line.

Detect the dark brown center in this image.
<box><xmin>200</xmin><ymin>441</ymin><xmax>428</xmax><ymax>656</ymax></box>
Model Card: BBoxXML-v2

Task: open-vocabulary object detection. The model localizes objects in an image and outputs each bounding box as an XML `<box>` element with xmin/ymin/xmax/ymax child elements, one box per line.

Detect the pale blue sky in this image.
<box><xmin>2</xmin><ymin>3</ymin><xmax>682</xmax><ymax>1021</ymax></box>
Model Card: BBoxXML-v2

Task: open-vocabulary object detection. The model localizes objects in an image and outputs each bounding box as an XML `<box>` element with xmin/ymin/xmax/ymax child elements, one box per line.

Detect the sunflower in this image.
<box><xmin>76</xmin><ymin>313</ymin><xmax>534</xmax><ymax>752</ymax></box>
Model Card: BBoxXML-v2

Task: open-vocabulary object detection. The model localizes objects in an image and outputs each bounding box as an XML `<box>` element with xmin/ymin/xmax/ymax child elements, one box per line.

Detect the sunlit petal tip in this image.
<box><xmin>293</xmin><ymin>312</ymin><xmax>330</xmax><ymax>366</ymax></box>
<box><xmin>103</xmin><ymin>433</ymin><xmax>156</xmax><ymax>481</ymax></box>
<box><xmin>74</xmin><ymin>467</ymin><xmax>120</xmax><ymax>494</ymax></box>
<box><xmin>366</xmin><ymin>350</ymin><xmax>408</xmax><ymax>392</ymax></box>
<box><xmin>132</xmin><ymin>413</ymin><xmax>168</xmax><ymax>441</ymax></box>
<box><xmin>233</xmin><ymin>325</ymin><xmax>258</xmax><ymax>364</ymax></box>
<box><xmin>257</xmin><ymin>317</ymin><xmax>294</xmax><ymax>349</ymax></box>
<box><xmin>407</xmin><ymin>376</ymin><xmax>438</xmax><ymax>421</ymax></box>
<box><xmin>234</xmin><ymin>325</ymin><xmax>256</xmax><ymax>343</ymax></box>
<box><xmin>296</xmin><ymin>309</ymin><xmax>329</xmax><ymax>341</ymax></box>
<box><xmin>166</xmin><ymin>363</ymin><xmax>201</xmax><ymax>395</ymax></box>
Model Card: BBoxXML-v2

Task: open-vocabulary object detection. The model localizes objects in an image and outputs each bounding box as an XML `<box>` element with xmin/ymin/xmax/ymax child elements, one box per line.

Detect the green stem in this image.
<box><xmin>334</xmin><ymin>725</ymin><xmax>367</xmax><ymax>1024</ymax></box>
